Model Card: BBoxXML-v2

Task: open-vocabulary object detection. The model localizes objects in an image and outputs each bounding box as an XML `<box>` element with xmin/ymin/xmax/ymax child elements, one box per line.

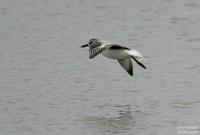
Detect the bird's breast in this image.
<box><xmin>101</xmin><ymin>49</ymin><xmax>129</xmax><ymax>59</ymax></box>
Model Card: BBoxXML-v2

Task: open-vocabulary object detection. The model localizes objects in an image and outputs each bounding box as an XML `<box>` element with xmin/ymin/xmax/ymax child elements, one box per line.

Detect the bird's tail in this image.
<box><xmin>125</xmin><ymin>49</ymin><xmax>146</xmax><ymax>69</ymax></box>
<box><xmin>125</xmin><ymin>49</ymin><xmax>144</xmax><ymax>59</ymax></box>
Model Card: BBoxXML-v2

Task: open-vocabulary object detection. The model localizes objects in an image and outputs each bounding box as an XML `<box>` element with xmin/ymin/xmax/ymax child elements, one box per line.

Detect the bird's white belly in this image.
<box><xmin>101</xmin><ymin>49</ymin><xmax>129</xmax><ymax>59</ymax></box>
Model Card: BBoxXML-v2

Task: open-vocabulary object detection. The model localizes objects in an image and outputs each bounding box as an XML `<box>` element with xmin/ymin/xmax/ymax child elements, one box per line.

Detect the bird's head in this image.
<box><xmin>81</xmin><ymin>38</ymin><xmax>102</xmax><ymax>48</ymax></box>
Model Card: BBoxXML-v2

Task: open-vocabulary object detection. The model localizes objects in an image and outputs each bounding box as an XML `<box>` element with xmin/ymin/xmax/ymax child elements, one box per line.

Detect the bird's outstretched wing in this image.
<box><xmin>89</xmin><ymin>44</ymin><xmax>129</xmax><ymax>59</ymax></box>
<box><xmin>117</xmin><ymin>58</ymin><xmax>133</xmax><ymax>76</ymax></box>
<box><xmin>89</xmin><ymin>45</ymin><xmax>107</xmax><ymax>59</ymax></box>
<box><xmin>108</xmin><ymin>44</ymin><xmax>130</xmax><ymax>50</ymax></box>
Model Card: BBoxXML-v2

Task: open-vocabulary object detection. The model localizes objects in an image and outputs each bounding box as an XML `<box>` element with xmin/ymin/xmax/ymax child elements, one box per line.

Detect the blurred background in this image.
<box><xmin>0</xmin><ymin>0</ymin><xmax>200</xmax><ymax>135</ymax></box>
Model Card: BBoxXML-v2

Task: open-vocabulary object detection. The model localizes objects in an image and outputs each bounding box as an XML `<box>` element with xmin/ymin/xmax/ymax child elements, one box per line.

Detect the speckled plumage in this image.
<box><xmin>81</xmin><ymin>39</ymin><xmax>146</xmax><ymax>76</ymax></box>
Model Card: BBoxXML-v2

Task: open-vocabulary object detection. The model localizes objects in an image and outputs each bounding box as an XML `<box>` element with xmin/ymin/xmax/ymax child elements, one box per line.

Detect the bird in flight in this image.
<box><xmin>81</xmin><ymin>39</ymin><xmax>146</xmax><ymax>76</ymax></box>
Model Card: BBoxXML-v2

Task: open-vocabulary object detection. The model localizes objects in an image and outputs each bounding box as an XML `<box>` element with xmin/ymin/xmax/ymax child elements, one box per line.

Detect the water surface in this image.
<box><xmin>0</xmin><ymin>0</ymin><xmax>200</xmax><ymax>135</ymax></box>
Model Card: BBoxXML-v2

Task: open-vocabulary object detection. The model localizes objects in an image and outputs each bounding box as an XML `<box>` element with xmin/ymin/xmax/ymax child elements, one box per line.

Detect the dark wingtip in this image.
<box><xmin>128</xmin><ymin>69</ymin><xmax>133</xmax><ymax>76</ymax></box>
<box><xmin>140</xmin><ymin>63</ymin><xmax>146</xmax><ymax>69</ymax></box>
<box><xmin>131</xmin><ymin>56</ymin><xmax>146</xmax><ymax>69</ymax></box>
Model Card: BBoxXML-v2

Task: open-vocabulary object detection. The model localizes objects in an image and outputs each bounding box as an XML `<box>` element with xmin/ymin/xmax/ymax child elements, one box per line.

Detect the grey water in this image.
<box><xmin>0</xmin><ymin>0</ymin><xmax>200</xmax><ymax>135</ymax></box>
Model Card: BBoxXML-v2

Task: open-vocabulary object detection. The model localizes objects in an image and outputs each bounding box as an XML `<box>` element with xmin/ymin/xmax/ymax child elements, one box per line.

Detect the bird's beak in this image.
<box><xmin>81</xmin><ymin>44</ymin><xmax>89</xmax><ymax>48</ymax></box>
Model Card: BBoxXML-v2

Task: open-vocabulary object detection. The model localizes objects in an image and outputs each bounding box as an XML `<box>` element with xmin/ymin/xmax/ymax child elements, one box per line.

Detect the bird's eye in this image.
<box><xmin>89</xmin><ymin>41</ymin><xmax>93</xmax><ymax>44</ymax></box>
